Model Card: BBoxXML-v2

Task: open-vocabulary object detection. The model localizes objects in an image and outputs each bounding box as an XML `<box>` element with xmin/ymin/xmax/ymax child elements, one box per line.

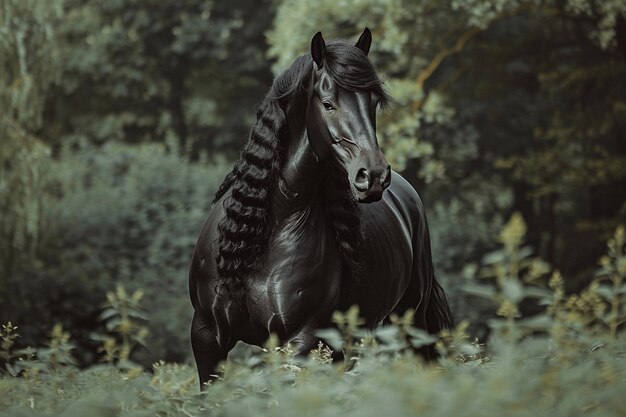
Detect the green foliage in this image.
<box><xmin>46</xmin><ymin>0</ymin><xmax>275</xmax><ymax>152</ymax></box>
<box><xmin>94</xmin><ymin>285</ymin><xmax>149</xmax><ymax>370</ymax></box>
<box><xmin>1</xmin><ymin>218</ymin><xmax>625</xmax><ymax>416</ymax></box>
<box><xmin>596</xmin><ymin>226</ymin><xmax>626</xmax><ymax>337</ymax></box>
<box><xmin>268</xmin><ymin>0</ymin><xmax>626</xmax><ymax>328</ymax></box>
<box><xmin>267</xmin><ymin>0</ymin><xmax>533</xmax><ymax>175</ymax></box>
<box><xmin>0</xmin><ymin>0</ymin><xmax>64</xmax><ymax>128</ymax></box>
<box><xmin>566</xmin><ymin>0</ymin><xmax>626</xmax><ymax>48</ymax></box>
<box><xmin>1</xmin><ymin>4</ymin><xmax>625</xmax><ymax>413</ymax></box>
<box><xmin>1</xmin><ymin>143</ymin><xmax>230</xmax><ymax>364</ymax></box>
<box><xmin>0</xmin><ymin>323</ymin><xmax>21</xmax><ymax>370</ymax></box>
<box><xmin>0</xmin><ymin>0</ymin><xmax>63</xmax><ymax>290</ymax></box>
<box><xmin>0</xmin><ymin>118</ymin><xmax>51</xmax><ymax>288</ymax></box>
<box><xmin>268</xmin><ymin>0</ymin><xmax>471</xmax><ymax>173</ymax></box>
<box><xmin>463</xmin><ymin>215</ymin><xmax>626</xmax><ymax>353</ymax></box>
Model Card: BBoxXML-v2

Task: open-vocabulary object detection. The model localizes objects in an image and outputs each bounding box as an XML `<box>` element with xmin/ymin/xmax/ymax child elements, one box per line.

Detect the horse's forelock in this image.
<box><xmin>323</xmin><ymin>40</ymin><xmax>391</xmax><ymax>109</ymax></box>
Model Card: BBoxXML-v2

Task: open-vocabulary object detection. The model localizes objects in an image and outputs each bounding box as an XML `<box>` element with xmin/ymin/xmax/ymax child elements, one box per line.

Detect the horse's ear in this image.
<box><xmin>355</xmin><ymin>27</ymin><xmax>372</xmax><ymax>55</ymax></box>
<box><xmin>311</xmin><ymin>31</ymin><xmax>326</xmax><ymax>69</ymax></box>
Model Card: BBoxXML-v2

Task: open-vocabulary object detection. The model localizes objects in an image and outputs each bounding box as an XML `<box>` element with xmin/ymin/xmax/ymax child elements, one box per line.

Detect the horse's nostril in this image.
<box><xmin>354</xmin><ymin>168</ymin><xmax>370</xmax><ymax>191</ymax></box>
<box><xmin>381</xmin><ymin>165</ymin><xmax>391</xmax><ymax>187</ymax></box>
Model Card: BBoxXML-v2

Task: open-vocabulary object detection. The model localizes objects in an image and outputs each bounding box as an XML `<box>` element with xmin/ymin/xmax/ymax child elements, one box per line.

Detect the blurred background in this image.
<box><xmin>1</xmin><ymin>0</ymin><xmax>625</xmax><ymax>368</ymax></box>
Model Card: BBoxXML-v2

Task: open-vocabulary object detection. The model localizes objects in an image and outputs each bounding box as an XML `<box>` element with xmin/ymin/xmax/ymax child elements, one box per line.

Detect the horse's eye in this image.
<box><xmin>322</xmin><ymin>101</ymin><xmax>334</xmax><ymax>111</ymax></box>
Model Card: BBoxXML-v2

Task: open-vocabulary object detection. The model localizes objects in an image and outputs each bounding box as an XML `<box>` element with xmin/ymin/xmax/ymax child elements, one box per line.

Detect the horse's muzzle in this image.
<box><xmin>354</xmin><ymin>164</ymin><xmax>391</xmax><ymax>203</ymax></box>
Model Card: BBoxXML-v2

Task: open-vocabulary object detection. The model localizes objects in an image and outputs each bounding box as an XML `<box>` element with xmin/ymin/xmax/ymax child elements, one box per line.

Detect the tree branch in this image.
<box><xmin>412</xmin><ymin>27</ymin><xmax>480</xmax><ymax>112</ymax></box>
<box><xmin>415</xmin><ymin>26</ymin><xmax>481</xmax><ymax>90</ymax></box>
<box><xmin>412</xmin><ymin>4</ymin><xmax>541</xmax><ymax>112</ymax></box>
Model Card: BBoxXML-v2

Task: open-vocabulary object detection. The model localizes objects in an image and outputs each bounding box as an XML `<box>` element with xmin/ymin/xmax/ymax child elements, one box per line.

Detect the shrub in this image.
<box><xmin>0</xmin><ymin>142</ymin><xmax>230</xmax><ymax>365</ymax></box>
<box><xmin>0</xmin><ymin>218</ymin><xmax>624</xmax><ymax>416</ymax></box>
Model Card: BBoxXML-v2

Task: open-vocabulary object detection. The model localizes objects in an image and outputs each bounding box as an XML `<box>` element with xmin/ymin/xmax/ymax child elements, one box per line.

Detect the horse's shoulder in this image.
<box><xmin>190</xmin><ymin>193</ymin><xmax>228</xmax><ymax>282</ymax></box>
<box><xmin>198</xmin><ymin>194</ymin><xmax>225</xmax><ymax>243</ymax></box>
<box><xmin>388</xmin><ymin>170</ymin><xmax>424</xmax><ymax>211</ymax></box>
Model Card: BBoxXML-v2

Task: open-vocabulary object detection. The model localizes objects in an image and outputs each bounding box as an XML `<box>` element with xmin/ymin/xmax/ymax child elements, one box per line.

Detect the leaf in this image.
<box><xmin>98</xmin><ymin>308</ymin><xmax>118</xmax><ymax>321</ymax></box>
<box><xmin>374</xmin><ymin>326</ymin><xmax>400</xmax><ymax>344</ymax></box>
<box><xmin>595</xmin><ymin>285</ymin><xmax>614</xmax><ymax>301</ymax></box>
<box><xmin>501</xmin><ymin>279</ymin><xmax>523</xmax><ymax>303</ymax></box>
<box><xmin>517</xmin><ymin>246</ymin><xmax>534</xmax><ymax>259</ymax></box>
<box><xmin>105</xmin><ymin>318</ymin><xmax>121</xmax><ymax>331</ymax></box>
<box><xmin>521</xmin><ymin>287</ymin><xmax>552</xmax><ymax>299</ymax></box>
<box><xmin>482</xmin><ymin>250</ymin><xmax>505</xmax><ymax>265</ymax></box>
<box><xmin>6</xmin><ymin>362</ymin><xmax>19</xmax><ymax>377</ymax></box>
<box><xmin>407</xmin><ymin>327</ymin><xmax>438</xmax><ymax>348</ymax></box>
<box><xmin>463</xmin><ymin>283</ymin><xmax>496</xmax><ymax>299</ymax></box>
<box><xmin>518</xmin><ymin>314</ymin><xmax>553</xmax><ymax>331</ymax></box>
<box><xmin>458</xmin><ymin>342</ymin><xmax>480</xmax><ymax>356</ymax></box>
<box><xmin>128</xmin><ymin>310</ymin><xmax>149</xmax><ymax>321</ymax></box>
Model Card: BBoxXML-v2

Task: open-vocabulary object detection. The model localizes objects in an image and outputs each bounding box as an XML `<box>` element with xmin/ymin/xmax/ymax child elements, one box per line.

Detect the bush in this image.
<box><xmin>0</xmin><ymin>218</ymin><xmax>624</xmax><ymax>416</ymax></box>
<box><xmin>0</xmin><ymin>142</ymin><xmax>230</xmax><ymax>365</ymax></box>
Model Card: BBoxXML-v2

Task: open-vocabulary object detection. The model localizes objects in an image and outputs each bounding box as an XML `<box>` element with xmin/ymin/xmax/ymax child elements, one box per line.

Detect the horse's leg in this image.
<box><xmin>191</xmin><ymin>312</ymin><xmax>233</xmax><ymax>390</ymax></box>
<box><xmin>413</xmin><ymin>217</ymin><xmax>453</xmax><ymax>360</ymax></box>
<box><xmin>288</xmin><ymin>328</ymin><xmax>324</xmax><ymax>358</ymax></box>
<box><xmin>389</xmin><ymin>271</ymin><xmax>438</xmax><ymax>360</ymax></box>
<box><xmin>289</xmin><ymin>328</ymin><xmax>345</xmax><ymax>364</ymax></box>
<box><xmin>390</xmin><ymin>217</ymin><xmax>453</xmax><ymax>361</ymax></box>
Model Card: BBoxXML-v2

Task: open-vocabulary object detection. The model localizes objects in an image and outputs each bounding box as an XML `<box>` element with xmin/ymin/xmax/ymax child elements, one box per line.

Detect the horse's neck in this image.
<box><xmin>271</xmin><ymin>96</ymin><xmax>326</xmax><ymax>220</ymax></box>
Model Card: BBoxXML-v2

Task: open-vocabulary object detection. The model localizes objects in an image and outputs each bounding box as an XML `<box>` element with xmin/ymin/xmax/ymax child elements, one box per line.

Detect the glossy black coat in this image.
<box><xmin>189</xmin><ymin>29</ymin><xmax>452</xmax><ymax>388</ymax></box>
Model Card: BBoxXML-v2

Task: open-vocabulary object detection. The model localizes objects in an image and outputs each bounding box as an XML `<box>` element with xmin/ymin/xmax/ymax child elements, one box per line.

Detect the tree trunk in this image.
<box><xmin>167</xmin><ymin>70</ymin><xmax>188</xmax><ymax>154</ymax></box>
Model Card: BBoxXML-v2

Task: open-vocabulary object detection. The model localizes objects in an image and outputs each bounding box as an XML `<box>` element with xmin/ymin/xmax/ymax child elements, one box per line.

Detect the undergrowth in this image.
<box><xmin>1</xmin><ymin>215</ymin><xmax>625</xmax><ymax>416</ymax></box>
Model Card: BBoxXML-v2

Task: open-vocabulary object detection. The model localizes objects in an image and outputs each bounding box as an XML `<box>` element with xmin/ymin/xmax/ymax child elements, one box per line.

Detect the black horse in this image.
<box><xmin>189</xmin><ymin>28</ymin><xmax>453</xmax><ymax>388</ymax></box>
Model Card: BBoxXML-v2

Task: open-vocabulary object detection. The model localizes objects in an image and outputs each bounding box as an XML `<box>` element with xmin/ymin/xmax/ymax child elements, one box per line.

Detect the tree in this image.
<box><xmin>0</xmin><ymin>0</ymin><xmax>63</xmax><ymax>291</ymax></box>
<box><xmin>268</xmin><ymin>0</ymin><xmax>626</xmax><ymax>323</ymax></box>
<box><xmin>45</xmin><ymin>0</ymin><xmax>276</xmax><ymax>156</ymax></box>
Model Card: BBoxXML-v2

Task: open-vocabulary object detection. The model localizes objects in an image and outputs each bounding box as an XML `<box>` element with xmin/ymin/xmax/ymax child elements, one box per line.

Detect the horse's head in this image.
<box><xmin>305</xmin><ymin>29</ymin><xmax>391</xmax><ymax>203</ymax></box>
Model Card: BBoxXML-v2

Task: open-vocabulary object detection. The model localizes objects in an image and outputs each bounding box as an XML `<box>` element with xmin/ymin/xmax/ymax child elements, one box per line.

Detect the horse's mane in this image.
<box><xmin>213</xmin><ymin>40</ymin><xmax>390</xmax><ymax>295</ymax></box>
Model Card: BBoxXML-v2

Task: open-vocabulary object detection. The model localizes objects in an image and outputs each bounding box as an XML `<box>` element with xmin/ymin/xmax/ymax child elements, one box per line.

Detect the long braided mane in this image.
<box><xmin>214</xmin><ymin>40</ymin><xmax>390</xmax><ymax>295</ymax></box>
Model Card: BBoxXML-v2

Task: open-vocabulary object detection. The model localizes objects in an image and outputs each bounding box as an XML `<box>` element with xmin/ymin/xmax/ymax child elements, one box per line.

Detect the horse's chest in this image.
<box><xmin>245</xmin><ymin>213</ymin><xmax>342</xmax><ymax>337</ymax></box>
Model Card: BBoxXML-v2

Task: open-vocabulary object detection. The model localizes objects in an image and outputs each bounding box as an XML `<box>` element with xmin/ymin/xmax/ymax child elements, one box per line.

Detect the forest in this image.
<box><xmin>1</xmin><ymin>0</ymin><xmax>625</xmax><ymax>415</ymax></box>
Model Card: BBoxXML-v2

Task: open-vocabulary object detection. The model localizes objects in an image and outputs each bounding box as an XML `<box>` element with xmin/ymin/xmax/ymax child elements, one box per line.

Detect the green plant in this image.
<box><xmin>596</xmin><ymin>226</ymin><xmax>626</xmax><ymax>338</ymax></box>
<box><xmin>463</xmin><ymin>213</ymin><xmax>552</xmax><ymax>339</ymax></box>
<box><xmin>1</xmin><ymin>142</ymin><xmax>231</xmax><ymax>366</ymax></box>
<box><xmin>93</xmin><ymin>284</ymin><xmax>149</xmax><ymax>372</ymax></box>
<box><xmin>1</xmin><ymin>214</ymin><xmax>625</xmax><ymax>417</ymax></box>
<box><xmin>0</xmin><ymin>322</ymin><xmax>22</xmax><ymax>375</ymax></box>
